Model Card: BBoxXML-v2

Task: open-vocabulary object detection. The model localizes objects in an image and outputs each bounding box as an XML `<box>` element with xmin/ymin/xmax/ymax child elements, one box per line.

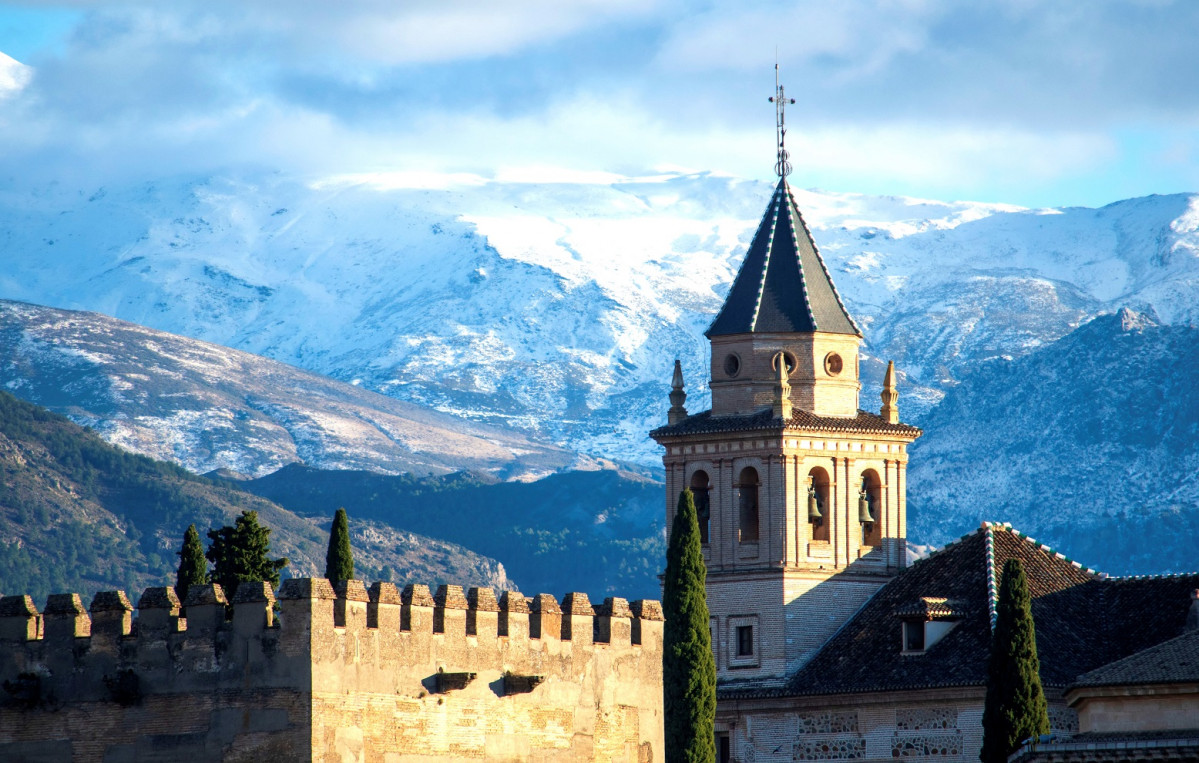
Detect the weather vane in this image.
<box><xmin>768</xmin><ymin>62</ymin><xmax>796</xmax><ymax>178</ymax></box>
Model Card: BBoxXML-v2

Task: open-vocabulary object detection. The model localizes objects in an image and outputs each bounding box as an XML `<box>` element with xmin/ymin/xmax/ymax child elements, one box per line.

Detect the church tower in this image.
<box><xmin>650</xmin><ymin>74</ymin><xmax>921</xmax><ymax>683</ymax></box>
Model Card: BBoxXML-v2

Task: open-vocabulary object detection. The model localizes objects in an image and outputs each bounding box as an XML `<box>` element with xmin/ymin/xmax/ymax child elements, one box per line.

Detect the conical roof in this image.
<box><xmin>707</xmin><ymin>178</ymin><xmax>860</xmax><ymax>338</ymax></box>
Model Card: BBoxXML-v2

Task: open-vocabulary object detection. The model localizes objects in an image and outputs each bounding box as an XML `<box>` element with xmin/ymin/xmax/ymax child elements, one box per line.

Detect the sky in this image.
<box><xmin>0</xmin><ymin>1</ymin><xmax>1197</xmax><ymax>208</ymax></box>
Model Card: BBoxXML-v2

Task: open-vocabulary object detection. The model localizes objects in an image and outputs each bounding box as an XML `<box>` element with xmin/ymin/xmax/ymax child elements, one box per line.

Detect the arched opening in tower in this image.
<box><xmin>689</xmin><ymin>470</ymin><xmax>711</xmax><ymax>545</ymax></box>
<box><xmin>736</xmin><ymin>467</ymin><xmax>760</xmax><ymax>544</ymax></box>
<box><xmin>859</xmin><ymin>469</ymin><xmax>883</xmax><ymax>548</ymax></box>
<box><xmin>807</xmin><ymin>467</ymin><xmax>831</xmax><ymax>543</ymax></box>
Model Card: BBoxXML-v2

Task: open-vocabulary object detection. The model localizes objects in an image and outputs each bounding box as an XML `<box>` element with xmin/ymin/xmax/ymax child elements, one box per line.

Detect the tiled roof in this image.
<box><xmin>650</xmin><ymin>407</ymin><xmax>921</xmax><ymax>440</ymax></box>
<box><xmin>706</xmin><ymin>178</ymin><xmax>860</xmax><ymax>338</ymax></box>
<box><xmin>1009</xmin><ymin>730</ymin><xmax>1199</xmax><ymax>763</ymax></box>
<box><xmin>1071</xmin><ymin>629</ymin><xmax>1199</xmax><ymax>688</ymax></box>
<box><xmin>718</xmin><ymin>524</ymin><xmax>1199</xmax><ymax>700</ymax></box>
<box><xmin>894</xmin><ymin>597</ymin><xmax>967</xmax><ymax>619</ymax></box>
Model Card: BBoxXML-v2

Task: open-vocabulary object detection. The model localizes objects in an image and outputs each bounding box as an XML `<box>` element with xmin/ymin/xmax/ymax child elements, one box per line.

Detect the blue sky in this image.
<box><xmin>1</xmin><ymin>1</ymin><xmax>1197</xmax><ymax>208</ymax></box>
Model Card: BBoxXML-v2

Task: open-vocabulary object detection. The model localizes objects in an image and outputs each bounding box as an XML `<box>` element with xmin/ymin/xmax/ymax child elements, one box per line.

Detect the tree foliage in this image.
<box><xmin>175</xmin><ymin>523</ymin><xmax>208</xmax><ymax>599</ymax></box>
<box><xmin>662</xmin><ymin>489</ymin><xmax>716</xmax><ymax>763</ymax></box>
<box><xmin>325</xmin><ymin>507</ymin><xmax>354</xmax><ymax>582</ymax></box>
<box><xmin>980</xmin><ymin>558</ymin><xmax>1050</xmax><ymax>763</ymax></box>
<box><xmin>205</xmin><ymin>510</ymin><xmax>288</xmax><ymax>596</ymax></box>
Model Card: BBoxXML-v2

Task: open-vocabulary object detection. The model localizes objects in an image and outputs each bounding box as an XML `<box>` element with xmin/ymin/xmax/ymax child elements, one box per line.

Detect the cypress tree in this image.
<box><xmin>662</xmin><ymin>489</ymin><xmax>717</xmax><ymax>763</ymax></box>
<box><xmin>175</xmin><ymin>523</ymin><xmax>207</xmax><ymax>600</ymax></box>
<box><xmin>325</xmin><ymin>507</ymin><xmax>354</xmax><ymax>582</ymax></box>
<box><xmin>205</xmin><ymin>510</ymin><xmax>289</xmax><ymax>597</ymax></box>
<box><xmin>980</xmin><ymin>557</ymin><xmax>1050</xmax><ymax>763</ymax></box>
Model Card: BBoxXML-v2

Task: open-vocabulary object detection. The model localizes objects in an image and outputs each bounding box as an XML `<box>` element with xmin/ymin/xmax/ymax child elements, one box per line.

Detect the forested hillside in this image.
<box><xmin>0</xmin><ymin>391</ymin><xmax>512</xmax><ymax>600</ymax></box>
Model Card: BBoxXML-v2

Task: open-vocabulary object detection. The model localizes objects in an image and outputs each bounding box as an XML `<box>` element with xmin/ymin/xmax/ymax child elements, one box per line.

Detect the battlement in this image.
<box><xmin>0</xmin><ymin>579</ymin><xmax>665</xmax><ymax>761</ymax></box>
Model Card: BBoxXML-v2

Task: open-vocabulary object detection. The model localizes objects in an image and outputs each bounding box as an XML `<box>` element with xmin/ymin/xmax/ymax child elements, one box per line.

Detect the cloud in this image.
<box><xmin>0</xmin><ymin>0</ymin><xmax>1196</xmax><ymax>206</ymax></box>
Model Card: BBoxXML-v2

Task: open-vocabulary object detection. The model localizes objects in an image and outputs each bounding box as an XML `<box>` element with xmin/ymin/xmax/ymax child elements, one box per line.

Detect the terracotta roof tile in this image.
<box><xmin>718</xmin><ymin>524</ymin><xmax>1199</xmax><ymax>700</ymax></box>
<box><xmin>1071</xmin><ymin>629</ymin><xmax>1199</xmax><ymax>688</ymax></box>
<box><xmin>651</xmin><ymin>407</ymin><xmax>921</xmax><ymax>440</ymax></box>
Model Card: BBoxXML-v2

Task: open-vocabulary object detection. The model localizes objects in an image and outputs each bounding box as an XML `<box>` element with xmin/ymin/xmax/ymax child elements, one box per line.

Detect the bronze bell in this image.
<box><xmin>807</xmin><ymin>486</ymin><xmax>823</xmax><ymax>522</ymax></box>
<box><xmin>858</xmin><ymin>488</ymin><xmax>875</xmax><ymax>524</ymax></box>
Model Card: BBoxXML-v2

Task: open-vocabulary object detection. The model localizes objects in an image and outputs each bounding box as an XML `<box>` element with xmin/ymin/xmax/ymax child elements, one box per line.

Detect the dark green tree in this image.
<box><xmin>175</xmin><ymin>523</ymin><xmax>207</xmax><ymax>599</ymax></box>
<box><xmin>980</xmin><ymin>558</ymin><xmax>1050</xmax><ymax>763</ymax></box>
<box><xmin>205</xmin><ymin>510</ymin><xmax>289</xmax><ymax>597</ymax></box>
<box><xmin>324</xmin><ymin>507</ymin><xmax>354</xmax><ymax>582</ymax></box>
<box><xmin>662</xmin><ymin>489</ymin><xmax>716</xmax><ymax>763</ymax></box>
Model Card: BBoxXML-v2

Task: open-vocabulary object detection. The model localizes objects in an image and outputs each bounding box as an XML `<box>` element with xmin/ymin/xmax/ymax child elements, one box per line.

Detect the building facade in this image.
<box><xmin>651</xmin><ymin>171</ymin><xmax>1199</xmax><ymax>763</ymax></box>
<box><xmin>0</xmin><ymin>578</ymin><xmax>664</xmax><ymax>762</ymax></box>
<box><xmin>651</xmin><ymin>176</ymin><xmax>922</xmax><ymax>685</ymax></box>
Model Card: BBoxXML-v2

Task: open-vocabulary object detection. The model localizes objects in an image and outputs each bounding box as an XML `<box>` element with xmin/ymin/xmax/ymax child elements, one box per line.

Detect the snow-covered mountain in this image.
<box><xmin>1</xmin><ymin>171</ymin><xmax>1197</xmax><ymax>468</ymax></box>
<box><xmin>0</xmin><ymin>299</ymin><xmax>576</xmax><ymax>478</ymax></box>
<box><xmin>908</xmin><ymin>309</ymin><xmax>1199</xmax><ymax>574</ymax></box>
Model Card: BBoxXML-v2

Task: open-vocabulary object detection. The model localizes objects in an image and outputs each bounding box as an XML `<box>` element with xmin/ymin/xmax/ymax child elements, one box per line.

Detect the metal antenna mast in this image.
<box><xmin>768</xmin><ymin>62</ymin><xmax>796</xmax><ymax>178</ymax></box>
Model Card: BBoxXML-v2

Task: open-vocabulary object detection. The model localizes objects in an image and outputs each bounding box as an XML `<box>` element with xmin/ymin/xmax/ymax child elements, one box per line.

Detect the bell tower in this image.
<box><xmin>650</xmin><ymin>72</ymin><xmax>921</xmax><ymax>683</ymax></box>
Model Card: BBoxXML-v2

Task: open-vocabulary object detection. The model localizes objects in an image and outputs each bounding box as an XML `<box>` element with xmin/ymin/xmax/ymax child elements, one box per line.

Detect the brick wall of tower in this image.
<box><xmin>659</xmin><ymin>430</ymin><xmax>914</xmax><ymax>682</ymax></box>
<box><xmin>0</xmin><ymin>579</ymin><xmax>664</xmax><ymax>762</ymax></box>
<box><xmin>709</xmin><ymin>332</ymin><xmax>862</xmax><ymax>418</ymax></box>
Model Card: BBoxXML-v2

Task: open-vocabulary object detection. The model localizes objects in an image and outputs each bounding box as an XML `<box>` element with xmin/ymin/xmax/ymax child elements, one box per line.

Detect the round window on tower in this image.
<box><xmin>771</xmin><ymin>351</ymin><xmax>798</xmax><ymax>376</ymax></box>
<box><xmin>724</xmin><ymin>354</ymin><xmax>741</xmax><ymax>378</ymax></box>
<box><xmin>824</xmin><ymin>352</ymin><xmax>844</xmax><ymax>376</ymax></box>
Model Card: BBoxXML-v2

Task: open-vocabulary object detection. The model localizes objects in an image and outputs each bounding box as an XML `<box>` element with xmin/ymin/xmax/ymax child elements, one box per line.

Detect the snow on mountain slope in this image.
<box><xmin>0</xmin><ymin>299</ymin><xmax>577</xmax><ymax>478</ymax></box>
<box><xmin>1</xmin><ymin>172</ymin><xmax>1197</xmax><ymax>464</ymax></box>
<box><xmin>908</xmin><ymin>309</ymin><xmax>1199</xmax><ymax>575</ymax></box>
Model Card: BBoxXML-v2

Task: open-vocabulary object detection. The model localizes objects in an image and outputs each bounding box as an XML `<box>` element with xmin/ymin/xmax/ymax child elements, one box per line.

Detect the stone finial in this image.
<box><xmin>278</xmin><ymin>578</ymin><xmax>336</xmax><ymax>601</ymax></box>
<box><xmin>0</xmin><ymin>595</ymin><xmax>41</xmax><ymax>641</ymax></box>
<box><xmin>434</xmin><ymin>585</ymin><xmax>469</xmax><ymax>610</ymax></box>
<box><xmin>334</xmin><ymin>580</ymin><xmax>370</xmax><ymax>603</ymax></box>
<box><xmin>561</xmin><ymin>592</ymin><xmax>593</xmax><ymax>615</ymax></box>
<box><xmin>467</xmin><ymin>587</ymin><xmax>500</xmax><ymax>612</ymax></box>
<box><xmin>45</xmin><ymin>593</ymin><xmax>88</xmax><ymax>616</ymax></box>
<box><xmin>232</xmin><ymin>581</ymin><xmax>276</xmax><ymax>604</ymax></box>
<box><xmin>401</xmin><ymin>584</ymin><xmax>435</xmax><ymax>608</ymax></box>
<box><xmin>599</xmin><ymin>597</ymin><xmax>633</xmax><ymax>618</ymax></box>
<box><xmin>44</xmin><ymin>593</ymin><xmax>91</xmax><ymax>640</ymax></box>
<box><xmin>531</xmin><ymin>594</ymin><xmax>562</xmax><ymax>615</ymax></box>
<box><xmin>631</xmin><ymin>599</ymin><xmax>665</xmax><ymax>622</ymax></box>
<box><xmin>668</xmin><ymin>359</ymin><xmax>688</xmax><ymax>425</ymax></box>
<box><xmin>368</xmin><ymin>582</ymin><xmax>402</xmax><ymax>605</ymax></box>
<box><xmin>138</xmin><ymin>587</ymin><xmax>182</xmax><ymax>612</ymax></box>
<box><xmin>772</xmin><ymin>352</ymin><xmax>792</xmax><ymax>420</ymax></box>
<box><xmin>183</xmin><ymin>584</ymin><xmax>230</xmax><ymax>608</ymax></box>
<box><xmin>1186</xmin><ymin>589</ymin><xmax>1199</xmax><ymax>632</ymax></box>
<box><xmin>499</xmin><ymin>591</ymin><xmax>529</xmax><ymax>614</ymax></box>
<box><xmin>90</xmin><ymin>591</ymin><xmax>133</xmax><ymax>639</ymax></box>
<box><xmin>881</xmin><ymin>360</ymin><xmax>899</xmax><ymax>424</ymax></box>
<box><xmin>90</xmin><ymin>591</ymin><xmax>134</xmax><ymax>613</ymax></box>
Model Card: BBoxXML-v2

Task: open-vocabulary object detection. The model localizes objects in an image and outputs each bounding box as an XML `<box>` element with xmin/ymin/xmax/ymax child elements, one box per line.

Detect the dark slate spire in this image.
<box><xmin>706</xmin><ymin>178</ymin><xmax>860</xmax><ymax>338</ymax></box>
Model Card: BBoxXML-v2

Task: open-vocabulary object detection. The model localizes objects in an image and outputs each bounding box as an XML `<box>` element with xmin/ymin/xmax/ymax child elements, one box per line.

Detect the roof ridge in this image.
<box><xmin>984</xmin><ymin>522</ymin><xmax>1107</xmax><ymax>578</ymax></box>
<box><xmin>906</xmin><ymin>522</ymin><xmax>990</xmax><ymax>569</ymax></box>
<box><xmin>984</xmin><ymin>524</ymin><xmax>998</xmax><ymax>631</ymax></box>
<box><xmin>782</xmin><ymin>181</ymin><xmax>862</xmax><ymax>335</ymax></box>
<box><xmin>1103</xmin><ymin>571</ymin><xmax>1199</xmax><ymax>580</ymax></box>
<box><xmin>747</xmin><ymin>184</ymin><xmax>783</xmax><ymax>333</ymax></box>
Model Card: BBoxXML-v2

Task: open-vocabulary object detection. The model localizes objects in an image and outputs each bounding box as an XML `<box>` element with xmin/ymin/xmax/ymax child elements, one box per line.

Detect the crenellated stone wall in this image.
<box><xmin>0</xmin><ymin>579</ymin><xmax>665</xmax><ymax>762</ymax></box>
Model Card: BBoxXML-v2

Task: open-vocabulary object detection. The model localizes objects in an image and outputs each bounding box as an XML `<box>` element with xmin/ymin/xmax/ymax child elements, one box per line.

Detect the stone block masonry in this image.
<box><xmin>0</xmin><ymin>579</ymin><xmax>665</xmax><ymax>762</ymax></box>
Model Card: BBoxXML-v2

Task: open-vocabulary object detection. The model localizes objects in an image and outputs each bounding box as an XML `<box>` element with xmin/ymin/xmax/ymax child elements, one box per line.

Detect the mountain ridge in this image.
<box><xmin>3</xmin><ymin>172</ymin><xmax>1195</xmax><ymax>465</ymax></box>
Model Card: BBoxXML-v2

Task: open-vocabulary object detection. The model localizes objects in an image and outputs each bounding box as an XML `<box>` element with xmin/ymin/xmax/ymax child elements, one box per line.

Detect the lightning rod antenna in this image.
<box><xmin>768</xmin><ymin>60</ymin><xmax>796</xmax><ymax>177</ymax></box>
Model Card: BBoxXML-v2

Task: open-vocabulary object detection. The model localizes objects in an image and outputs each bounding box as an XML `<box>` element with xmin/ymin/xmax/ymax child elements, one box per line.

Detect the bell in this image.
<box><xmin>807</xmin><ymin>487</ymin><xmax>823</xmax><ymax>522</ymax></box>
<box><xmin>858</xmin><ymin>489</ymin><xmax>875</xmax><ymax>524</ymax></box>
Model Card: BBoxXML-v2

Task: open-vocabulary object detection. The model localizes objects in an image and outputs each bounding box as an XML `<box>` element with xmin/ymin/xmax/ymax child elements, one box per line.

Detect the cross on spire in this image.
<box><xmin>768</xmin><ymin>62</ymin><xmax>796</xmax><ymax>178</ymax></box>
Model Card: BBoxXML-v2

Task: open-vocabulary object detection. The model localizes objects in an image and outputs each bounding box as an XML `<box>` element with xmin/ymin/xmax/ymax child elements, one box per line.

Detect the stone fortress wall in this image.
<box><xmin>0</xmin><ymin>578</ymin><xmax>665</xmax><ymax>762</ymax></box>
